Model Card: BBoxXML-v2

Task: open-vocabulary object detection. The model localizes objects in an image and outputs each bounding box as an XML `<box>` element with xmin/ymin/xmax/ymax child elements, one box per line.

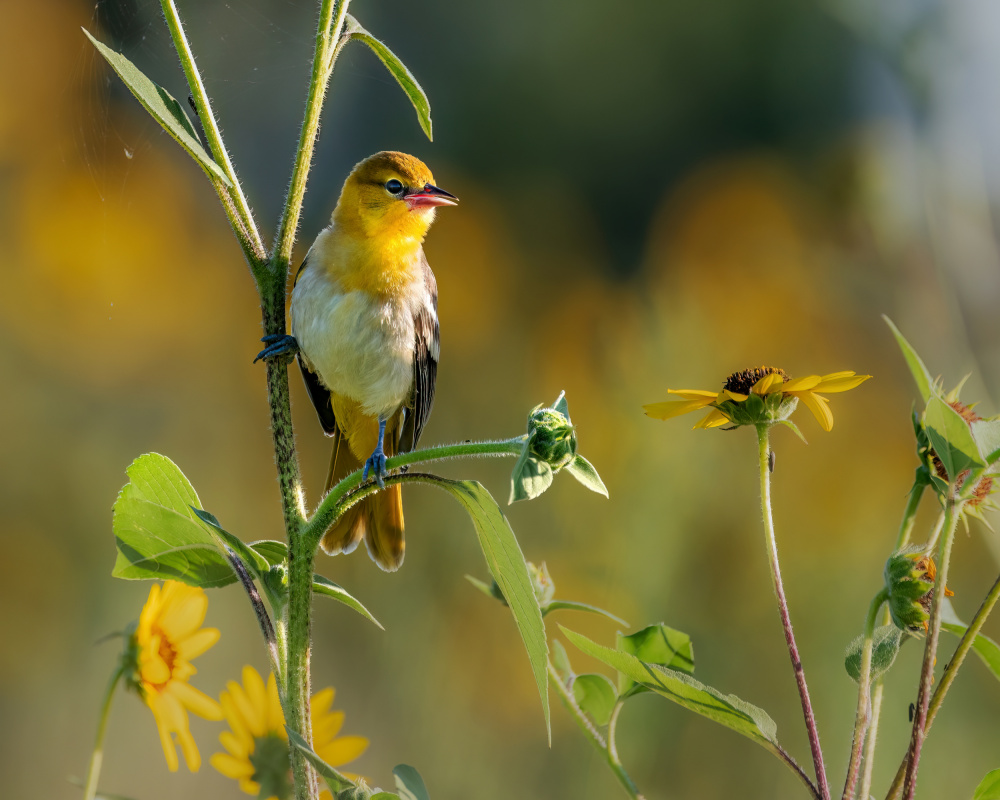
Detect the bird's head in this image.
<box><xmin>332</xmin><ymin>151</ymin><xmax>458</xmax><ymax>243</ymax></box>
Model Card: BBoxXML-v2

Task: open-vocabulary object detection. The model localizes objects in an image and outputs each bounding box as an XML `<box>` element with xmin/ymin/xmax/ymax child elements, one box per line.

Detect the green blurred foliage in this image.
<box><xmin>3</xmin><ymin>0</ymin><xmax>1000</xmax><ymax>799</ymax></box>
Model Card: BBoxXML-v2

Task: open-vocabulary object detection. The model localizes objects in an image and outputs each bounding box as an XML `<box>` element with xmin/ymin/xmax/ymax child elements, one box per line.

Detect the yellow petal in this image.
<box><xmin>781</xmin><ymin>375</ymin><xmax>822</xmax><ymax>392</ymax></box>
<box><xmin>643</xmin><ymin>398</ymin><xmax>714</xmax><ymax>420</ymax></box>
<box><xmin>693</xmin><ymin>409</ymin><xmax>729</xmax><ymax>429</ymax></box>
<box><xmin>722</xmin><ymin>390</ymin><xmax>748</xmax><ymax>401</ymax></box>
<box><xmin>158</xmin><ymin>587</ymin><xmax>208</xmax><ymax>641</ymax></box>
<box><xmin>313</xmin><ymin>710</ymin><xmax>345</xmax><ymax>746</ymax></box>
<box><xmin>318</xmin><ymin>735</ymin><xmax>369</xmax><ymax>767</ymax></box>
<box><xmin>211</xmin><ymin>752</ymin><xmax>255</xmax><ymax>780</ymax></box>
<box><xmin>242</xmin><ymin>666</ymin><xmax>268</xmax><ymax>724</ymax></box>
<box><xmin>228</xmin><ymin>679</ymin><xmax>266</xmax><ymax>738</ymax></box>
<box><xmin>176</xmin><ymin>726</ymin><xmax>202</xmax><ymax>772</ymax></box>
<box><xmin>219</xmin><ymin>730</ymin><xmax>249</xmax><ymax>759</ymax></box>
<box><xmin>665</xmin><ymin>389</ymin><xmax>719</xmax><ymax>400</ymax></box>
<box><xmin>220</xmin><ymin>692</ymin><xmax>254</xmax><ymax>750</ymax></box>
<box><xmin>752</xmin><ymin>372</ymin><xmax>785</xmax><ymax>394</ymax></box>
<box><xmin>176</xmin><ymin>627</ymin><xmax>220</xmax><ymax>660</ymax></box>
<box><xmin>311</xmin><ymin>687</ymin><xmax>335</xmax><ymax>718</ymax></box>
<box><xmin>814</xmin><ymin>373</ymin><xmax>871</xmax><ymax>393</ymax></box>
<box><xmin>148</xmin><ymin>695</ymin><xmax>180</xmax><ymax>772</ymax></box>
<box><xmin>239</xmin><ymin>778</ymin><xmax>262</xmax><ymax>796</ymax></box>
<box><xmin>169</xmin><ymin>680</ymin><xmax>223</xmax><ymax>720</ymax></box>
<box><xmin>799</xmin><ymin>391</ymin><xmax>834</xmax><ymax>432</ymax></box>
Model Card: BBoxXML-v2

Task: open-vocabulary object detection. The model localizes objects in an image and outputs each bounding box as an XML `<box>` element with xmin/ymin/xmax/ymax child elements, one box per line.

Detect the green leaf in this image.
<box><xmin>191</xmin><ymin>507</ymin><xmax>270</xmax><ymax>577</ymax></box>
<box><xmin>553</xmin><ymin>391</ymin><xmax>570</xmax><ymax>419</ymax></box>
<box><xmin>393</xmin><ymin>765</ymin><xmax>431</xmax><ymax>800</ymax></box>
<box><xmin>844</xmin><ymin>625</ymin><xmax>905</xmax><ymax>683</ymax></box>
<box><xmin>251</xmin><ymin>539</ymin><xmax>288</xmax><ymax>566</ymax></box>
<box><xmin>341</xmin><ymin>16</ymin><xmax>432</xmax><ymax>141</ymax></box>
<box><xmin>941</xmin><ymin>600</ymin><xmax>1000</xmax><ymax>683</ymax></box>
<box><xmin>286</xmin><ymin>727</ymin><xmax>353</xmax><ymax>793</ymax></box>
<box><xmin>925</xmin><ymin>397</ymin><xmax>986</xmax><ymax>481</ymax></box>
<box><xmin>884</xmin><ymin>316</ymin><xmax>934</xmax><ymax>402</ymax></box>
<box><xmin>616</xmin><ymin>623</ymin><xmax>694</xmax><ymax>694</ymax></box>
<box><xmin>370</xmin><ymin>795</ymin><xmax>401</xmax><ymax>800</ymax></box>
<box><xmin>433</xmin><ymin>478</ymin><xmax>549</xmax><ymax>738</ymax></box>
<box><xmin>542</xmin><ymin>600</ymin><xmax>627</xmax><ymax>626</ymax></box>
<box><xmin>572</xmin><ymin>673</ymin><xmax>618</xmax><ymax>726</ymax></box>
<box><xmin>563</xmin><ymin>455</ymin><xmax>609</xmax><ymax>498</ymax></box>
<box><xmin>509</xmin><ymin>450</ymin><xmax>554</xmax><ymax>503</ymax></box>
<box><xmin>972</xmin><ymin>419</ymin><xmax>1000</xmax><ymax>466</ymax></box>
<box><xmin>312</xmin><ymin>574</ymin><xmax>383</xmax><ymax>629</ymax></box>
<box><xmin>777</xmin><ymin>418</ymin><xmax>808</xmax><ymax>444</ymax></box>
<box><xmin>973</xmin><ymin>769</ymin><xmax>1000</xmax><ymax>800</ymax></box>
<box><xmin>562</xmin><ymin>627</ymin><xmax>786</xmax><ymax>761</ymax></box>
<box><xmin>112</xmin><ymin>454</ymin><xmax>237</xmax><ymax>588</ymax></box>
<box><xmin>82</xmin><ymin>29</ymin><xmax>230</xmax><ymax>186</ymax></box>
<box><xmin>464</xmin><ymin>574</ymin><xmax>506</xmax><ymax>604</ymax></box>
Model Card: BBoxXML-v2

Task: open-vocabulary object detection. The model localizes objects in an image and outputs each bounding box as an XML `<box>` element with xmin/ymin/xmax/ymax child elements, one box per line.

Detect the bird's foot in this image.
<box><xmin>254</xmin><ymin>334</ymin><xmax>299</xmax><ymax>364</ymax></box>
<box><xmin>362</xmin><ymin>445</ymin><xmax>388</xmax><ymax>488</ymax></box>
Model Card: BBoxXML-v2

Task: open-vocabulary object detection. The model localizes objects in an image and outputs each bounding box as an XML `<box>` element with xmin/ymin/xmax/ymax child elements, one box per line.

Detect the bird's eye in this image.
<box><xmin>385</xmin><ymin>179</ymin><xmax>404</xmax><ymax>195</ymax></box>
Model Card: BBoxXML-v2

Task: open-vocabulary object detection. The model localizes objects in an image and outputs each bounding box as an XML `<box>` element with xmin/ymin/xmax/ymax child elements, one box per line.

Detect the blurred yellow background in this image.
<box><xmin>3</xmin><ymin>0</ymin><xmax>999</xmax><ymax>798</ymax></box>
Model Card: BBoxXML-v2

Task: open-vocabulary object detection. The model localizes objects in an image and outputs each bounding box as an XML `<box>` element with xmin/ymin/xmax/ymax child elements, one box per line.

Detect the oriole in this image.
<box><xmin>257</xmin><ymin>151</ymin><xmax>457</xmax><ymax>571</ymax></box>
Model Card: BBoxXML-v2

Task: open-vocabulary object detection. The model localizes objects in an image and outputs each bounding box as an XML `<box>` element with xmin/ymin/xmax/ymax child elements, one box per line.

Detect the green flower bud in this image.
<box><xmin>884</xmin><ymin>548</ymin><xmax>950</xmax><ymax>632</ymax></box>
<box><xmin>527</xmin><ymin>405</ymin><xmax>577</xmax><ymax>471</ymax></box>
<box><xmin>528</xmin><ymin>561</ymin><xmax>556</xmax><ymax>607</ymax></box>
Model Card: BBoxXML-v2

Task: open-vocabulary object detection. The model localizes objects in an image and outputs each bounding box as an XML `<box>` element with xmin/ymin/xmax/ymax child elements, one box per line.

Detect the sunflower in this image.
<box><xmin>127</xmin><ymin>580</ymin><xmax>223</xmax><ymax>771</ymax></box>
<box><xmin>644</xmin><ymin>366</ymin><xmax>870</xmax><ymax>432</ymax></box>
<box><xmin>211</xmin><ymin>665</ymin><xmax>369</xmax><ymax>800</ymax></box>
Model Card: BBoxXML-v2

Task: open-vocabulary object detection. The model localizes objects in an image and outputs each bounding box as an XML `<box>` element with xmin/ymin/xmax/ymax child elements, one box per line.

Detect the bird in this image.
<box><xmin>256</xmin><ymin>151</ymin><xmax>457</xmax><ymax>571</ymax></box>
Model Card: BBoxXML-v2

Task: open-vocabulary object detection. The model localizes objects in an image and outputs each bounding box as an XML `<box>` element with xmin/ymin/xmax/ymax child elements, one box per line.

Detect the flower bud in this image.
<box><xmin>528</xmin><ymin>561</ymin><xmax>556</xmax><ymax>607</ymax></box>
<box><xmin>527</xmin><ymin>405</ymin><xmax>577</xmax><ymax>471</ymax></box>
<box><xmin>884</xmin><ymin>549</ymin><xmax>952</xmax><ymax>632</ymax></box>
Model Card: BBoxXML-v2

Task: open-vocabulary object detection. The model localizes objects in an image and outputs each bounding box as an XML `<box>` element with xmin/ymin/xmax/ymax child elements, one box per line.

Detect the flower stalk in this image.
<box><xmin>82</xmin><ymin>664</ymin><xmax>125</xmax><ymax>800</ymax></box>
<box><xmin>756</xmin><ymin>425</ymin><xmax>830</xmax><ymax>800</ymax></box>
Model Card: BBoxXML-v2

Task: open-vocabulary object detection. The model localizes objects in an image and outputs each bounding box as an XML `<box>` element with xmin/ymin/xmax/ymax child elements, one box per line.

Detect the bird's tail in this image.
<box><xmin>319</xmin><ymin>421</ymin><xmax>405</xmax><ymax>571</ymax></box>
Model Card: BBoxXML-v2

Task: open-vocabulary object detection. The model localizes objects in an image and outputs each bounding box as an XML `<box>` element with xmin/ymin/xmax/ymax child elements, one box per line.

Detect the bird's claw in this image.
<box><xmin>254</xmin><ymin>334</ymin><xmax>299</xmax><ymax>364</ymax></box>
<box><xmin>363</xmin><ymin>447</ymin><xmax>388</xmax><ymax>488</ymax></box>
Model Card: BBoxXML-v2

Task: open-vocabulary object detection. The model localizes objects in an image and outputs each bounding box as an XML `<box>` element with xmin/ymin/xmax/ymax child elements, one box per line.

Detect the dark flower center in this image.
<box><xmin>723</xmin><ymin>366</ymin><xmax>789</xmax><ymax>395</ymax></box>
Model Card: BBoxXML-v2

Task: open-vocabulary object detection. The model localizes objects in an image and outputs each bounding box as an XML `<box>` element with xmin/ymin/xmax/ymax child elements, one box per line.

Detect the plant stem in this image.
<box><xmin>271</xmin><ymin>0</ymin><xmax>348</xmax><ymax>271</ymax></box>
<box><xmin>858</xmin><ymin>483</ymin><xmax>926</xmax><ymax>800</ymax></box>
<box><xmin>304</xmin><ymin>437</ymin><xmax>525</xmax><ymax>548</ymax></box>
<box><xmin>843</xmin><ymin>590</ymin><xmax>889</xmax><ymax>800</ymax></box>
<box><xmin>899</xmin><ymin>499</ymin><xmax>961</xmax><ymax>799</ymax></box>
<box><xmin>756</xmin><ymin>425</ymin><xmax>830</xmax><ymax>800</ymax></box>
<box><xmin>547</xmin><ymin>662</ymin><xmax>644</xmax><ymax>800</ymax></box>
<box><xmin>83</xmin><ymin>664</ymin><xmax>125</xmax><ymax>800</ymax></box>
<box><xmin>922</xmin><ymin>569</ymin><xmax>1000</xmax><ymax>727</ymax></box>
<box><xmin>158</xmin><ymin>0</ymin><xmax>266</xmax><ymax>270</ymax></box>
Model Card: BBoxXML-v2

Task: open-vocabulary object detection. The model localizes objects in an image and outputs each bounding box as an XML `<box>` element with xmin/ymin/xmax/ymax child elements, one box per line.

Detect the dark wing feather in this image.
<box><xmin>298</xmin><ymin>356</ymin><xmax>338</xmax><ymax>435</ymax></box>
<box><xmin>399</xmin><ymin>253</ymin><xmax>439</xmax><ymax>453</ymax></box>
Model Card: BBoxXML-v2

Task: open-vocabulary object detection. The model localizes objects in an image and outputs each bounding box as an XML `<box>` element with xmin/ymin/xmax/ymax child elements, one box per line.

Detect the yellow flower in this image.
<box><xmin>644</xmin><ymin>366</ymin><xmax>870</xmax><ymax>432</ymax></box>
<box><xmin>211</xmin><ymin>666</ymin><xmax>369</xmax><ymax>800</ymax></box>
<box><xmin>130</xmin><ymin>580</ymin><xmax>223</xmax><ymax>771</ymax></box>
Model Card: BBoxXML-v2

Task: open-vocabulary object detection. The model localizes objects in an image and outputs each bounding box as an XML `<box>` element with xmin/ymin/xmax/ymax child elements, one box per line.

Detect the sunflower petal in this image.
<box><xmin>723</xmin><ymin>390</ymin><xmax>749</xmax><ymax>401</ymax></box>
<box><xmin>644</xmin><ymin>398</ymin><xmax>714</xmax><ymax>420</ymax></box>
<box><xmin>176</xmin><ymin>627</ymin><xmax>220</xmax><ymax>660</ymax></box>
<box><xmin>693</xmin><ymin>408</ymin><xmax>730</xmax><ymax>429</ymax></box>
<box><xmin>318</xmin><ymin>735</ymin><xmax>369</xmax><ymax>767</ymax></box>
<box><xmin>211</xmin><ymin>751</ymin><xmax>255</xmax><ymax>780</ymax></box>
<box><xmin>752</xmin><ymin>372</ymin><xmax>785</xmax><ymax>394</ymax></box>
<box><xmin>814</xmin><ymin>373</ymin><xmax>871</xmax><ymax>393</ymax></box>
<box><xmin>219</xmin><ymin>730</ymin><xmax>249</xmax><ymax>759</ymax></box>
<box><xmin>158</xmin><ymin>586</ymin><xmax>208</xmax><ymax>641</ymax></box>
<box><xmin>799</xmin><ymin>391</ymin><xmax>834</xmax><ymax>432</ymax></box>
<box><xmin>782</xmin><ymin>375</ymin><xmax>822</xmax><ymax>392</ymax></box>
<box><xmin>169</xmin><ymin>680</ymin><xmax>223</xmax><ymax>720</ymax></box>
<box><xmin>665</xmin><ymin>389</ymin><xmax>719</xmax><ymax>400</ymax></box>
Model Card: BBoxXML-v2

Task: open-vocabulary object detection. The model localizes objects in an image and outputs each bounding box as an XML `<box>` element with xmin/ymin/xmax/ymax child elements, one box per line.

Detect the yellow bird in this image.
<box><xmin>257</xmin><ymin>151</ymin><xmax>457</xmax><ymax>571</ymax></box>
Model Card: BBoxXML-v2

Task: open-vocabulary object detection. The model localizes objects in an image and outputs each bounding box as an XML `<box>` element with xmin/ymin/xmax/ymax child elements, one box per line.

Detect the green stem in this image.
<box><xmin>271</xmin><ymin>0</ymin><xmax>348</xmax><ymax>271</ymax></box>
<box><xmin>303</xmin><ymin>437</ymin><xmax>525</xmax><ymax>548</ymax></box>
<box><xmin>158</xmin><ymin>0</ymin><xmax>266</xmax><ymax>270</ymax></box>
<box><xmin>900</xmin><ymin>499</ymin><xmax>962</xmax><ymax>800</ymax></box>
<box><xmin>547</xmin><ymin>662</ymin><xmax>644</xmax><ymax>800</ymax></box>
<box><xmin>857</xmin><ymin>481</ymin><xmax>926</xmax><ymax>800</ymax></box>
<box><xmin>83</xmin><ymin>664</ymin><xmax>125</xmax><ymax>800</ymax></box>
<box><xmin>842</xmin><ymin>590</ymin><xmax>889</xmax><ymax>800</ymax></box>
<box><xmin>756</xmin><ymin>425</ymin><xmax>830</xmax><ymax>800</ymax></box>
<box><xmin>925</xmin><ymin>569</ymin><xmax>1000</xmax><ymax>731</ymax></box>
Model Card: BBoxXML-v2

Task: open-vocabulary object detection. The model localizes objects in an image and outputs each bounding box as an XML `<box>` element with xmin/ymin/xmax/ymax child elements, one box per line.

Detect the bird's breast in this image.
<box><xmin>292</xmin><ymin>264</ymin><xmax>420</xmax><ymax>419</ymax></box>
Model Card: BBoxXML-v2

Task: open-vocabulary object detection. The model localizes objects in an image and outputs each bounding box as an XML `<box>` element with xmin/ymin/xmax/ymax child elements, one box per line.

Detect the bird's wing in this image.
<box><xmin>399</xmin><ymin>253</ymin><xmax>439</xmax><ymax>452</ymax></box>
<box><xmin>293</xmin><ymin>250</ymin><xmax>339</xmax><ymax>436</ymax></box>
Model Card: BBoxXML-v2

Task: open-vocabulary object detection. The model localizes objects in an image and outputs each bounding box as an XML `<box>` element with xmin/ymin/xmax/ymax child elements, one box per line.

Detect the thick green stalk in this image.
<box><xmin>303</xmin><ymin>437</ymin><xmax>525</xmax><ymax>548</ymax></box>
<box><xmin>271</xmin><ymin>0</ymin><xmax>348</xmax><ymax>271</ymax></box>
<box><xmin>82</xmin><ymin>665</ymin><xmax>125</xmax><ymax>800</ymax></box>
<box><xmin>842</xmin><ymin>590</ymin><xmax>889</xmax><ymax>800</ymax></box>
<box><xmin>857</xmin><ymin>481</ymin><xmax>926</xmax><ymax>800</ymax></box>
<box><xmin>756</xmin><ymin>425</ymin><xmax>830</xmax><ymax>800</ymax></box>
<box><xmin>547</xmin><ymin>662</ymin><xmax>644</xmax><ymax>800</ymax></box>
<box><xmin>899</xmin><ymin>500</ymin><xmax>961</xmax><ymax>799</ymax></box>
<box><xmin>158</xmin><ymin>0</ymin><xmax>266</xmax><ymax>270</ymax></box>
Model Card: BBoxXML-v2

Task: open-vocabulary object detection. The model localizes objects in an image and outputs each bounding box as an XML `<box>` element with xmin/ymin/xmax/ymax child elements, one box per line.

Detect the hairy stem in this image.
<box><xmin>843</xmin><ymin>590</ymin><xmax>889</xmax><ymax>800</ymax></box>
<box><xmin>304</xmin><ymin>437</ymin><xmax>525</xmax><ymax>548</ymax></box>
<box><xmin>158</xmin><ymin>0</ymin><xmax>266</xmax><ymax>269</ymax></box>
<box><xmin>900</xmin><ymin>499</ymin><xmax>961</xmax><ymax>799</ymax></box>
<box><xmin>858</xmin><ymin>479</ymin><xmax>926</xmax><ymax>800</ymax></box>
<box><xmin>756</xmin><ymin>425</ymin><xmax>830</xmax><ymax>800</ymax></box>
<box><xmin>83</xmin><ymin>664</ymin><xmax>124</xmax><ymax>800</ymax></box>
<box><xmin>547</xmin><ymin>662</ymin><xmax>645</xmax><ymax>800</ymax></box>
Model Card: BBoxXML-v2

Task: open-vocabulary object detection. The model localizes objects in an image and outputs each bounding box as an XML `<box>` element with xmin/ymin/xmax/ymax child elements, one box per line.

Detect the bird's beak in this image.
<box><xmin>405</xmin><ymin>183</ymin><xmax>459</xmax><ymax>209</ymax></box>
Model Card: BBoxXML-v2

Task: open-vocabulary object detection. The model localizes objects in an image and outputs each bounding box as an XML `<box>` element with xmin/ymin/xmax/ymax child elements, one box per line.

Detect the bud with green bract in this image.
<box><xmin>884</xmin><ymin>548</ymin><xmax>952</xmax><ymax>632</ymax></box>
